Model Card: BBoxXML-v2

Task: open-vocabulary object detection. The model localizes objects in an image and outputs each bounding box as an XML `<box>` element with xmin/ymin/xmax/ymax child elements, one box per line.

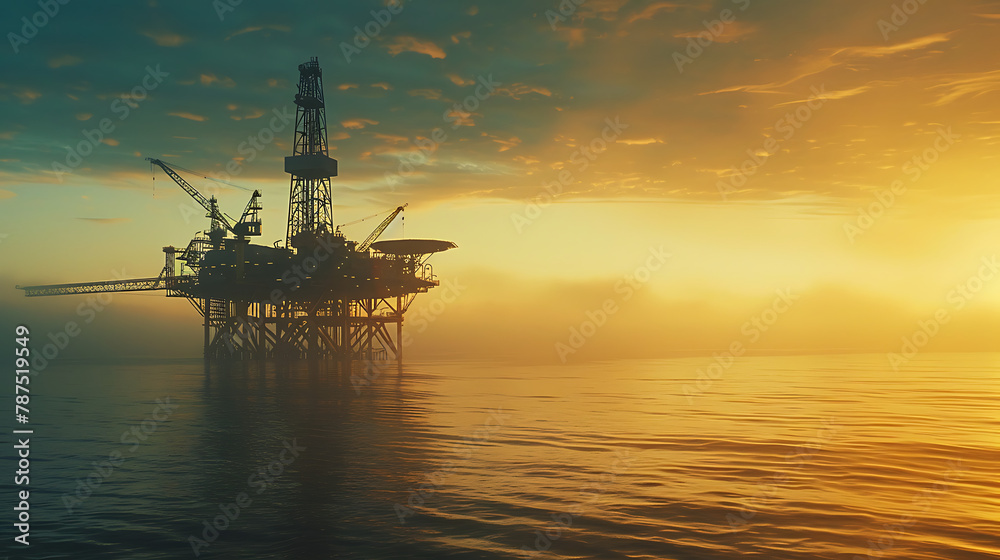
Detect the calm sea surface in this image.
<box><xmin>9</xmin><ymin>353</ymin><xmax>1000</xmax><ymax>559</ymax></box>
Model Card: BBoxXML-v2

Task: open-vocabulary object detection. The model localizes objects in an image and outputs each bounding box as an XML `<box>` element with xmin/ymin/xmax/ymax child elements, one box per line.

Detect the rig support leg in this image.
<box><xmin>203</xmin><ymin>298</ymin><xmax>210</xmax><ymax>360</ymax></box>
<box><xmin>397</xmin><ymin>295</ymin><xmax>403</xmax><ymax>372</ymax></box>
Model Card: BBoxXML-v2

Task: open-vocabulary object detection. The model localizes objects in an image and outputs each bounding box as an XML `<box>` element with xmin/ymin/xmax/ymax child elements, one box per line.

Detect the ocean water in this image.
<box><xmin>8</xmin><ymin>353</ymin><xmax>1000</xmax><ymax>559</ymax></box>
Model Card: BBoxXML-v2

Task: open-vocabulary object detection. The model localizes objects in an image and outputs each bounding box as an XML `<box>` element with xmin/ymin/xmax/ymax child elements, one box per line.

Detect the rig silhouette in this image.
<box><xmin>18</xmin><ymin>57</ymin><xmax>456</xmax><ymax>365</ymax></box>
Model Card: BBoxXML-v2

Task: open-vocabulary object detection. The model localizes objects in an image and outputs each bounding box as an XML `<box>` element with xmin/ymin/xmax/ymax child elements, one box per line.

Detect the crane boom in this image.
<box><xmin>357</xmin><ymin>204</ymin><xmax>406</xmax><ymax>252</ymax></box>
<box><xmin>148</xmin><ymin>158</ymin><xmax>236</xmax><ymax>234</ymax></box>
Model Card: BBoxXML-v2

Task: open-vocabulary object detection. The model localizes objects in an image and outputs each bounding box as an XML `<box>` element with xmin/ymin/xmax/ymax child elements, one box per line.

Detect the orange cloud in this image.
<box><xmin>169</xmin><ymin>112</ymin><xmax>208</xmax><ymax>122</ymax></box>
<box><xmin>200</xmin><ymin>74</ymin><xmax>236</xmax><ymax>87</ymax></box>
<box><xmin>701</xmin><ymin>33</ymin><xmax>953</xmax><ymax>96</ymax></box>
<box><xmin>408</xmin><ymin>88</ymin><xmax>443</xmax><ymax>100</ymax></box>
<box><xmin>492</xmin><ymin>136</ymin><xmax>521</xmax><ymax>152</ymax></box>
<box><xmin>225</xmin><ymin>25</ymin><xmax>290</xmax><ymax>41</ymax></box>
<box><xmin>556</xmin><ymin>27</ymin><xmax>586</xmax><ymax>48</ymax></box>
<box><xmin>341</xmin><ymin>118</ymin><xmax>378</xmax><ymax>129</ymax></box>
<box><xmin>141</xmin><ymin>30</ymin><xmax>190</xmax><ymax>47</ymax></box>
<box><xmin>675</xmin><ymin>21</ymin><xmax>757</xmax><ymax>43</ymax></box>
<box><xmin>444</xmin><ymin>109</ymin><xmax>476</xmax><ymax>127</ymax></box>
<box><xmin>929</xmin><ymin>69</ymin><xmax>1000</xmax><ymax>107</ymax></box>
<box><xmin>618</xmin><ymin>138</ymin><xmax>663</xmax><ymax>145</ymax></box>
<box><xmin>496</xmin><ymin>84</ymin><xmax>553</xmax><ymax>99</ymax></box>
<box><xmin>229</xmin><ymin>108</ymin><xmax>265</xmax><ymax>121</ymax></box>
<box><xmin>626</xmin><ymin>2</ymin><xmax>681</xmax><ymax>23</ymax></box>
<box><xmin>447</xmin><ymin>74</ymin><xmax>474</xmax><ymax>86</ymax></box>
<box><xmin>386</xmin><ymin>36</ymin><xmax>446</xmax><ymax>59</ymax></box>
<box><xmin>14</xmin><ymin>90</ymin><xmax>41</xmax><ymax>104</ymax></box>
<box><xmin>373</xmin><ymin>133</ymin><xmax>409</xmax><ymax>144</ymax></box>
<box><xmin>48</xmin><ymin>55</ymin><xmax>82</xmax><ymax>68</ymax></box>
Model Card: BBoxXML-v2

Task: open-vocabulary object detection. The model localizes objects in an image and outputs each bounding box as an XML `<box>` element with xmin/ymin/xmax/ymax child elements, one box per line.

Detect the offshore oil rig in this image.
<box><xmin>18</xmin><ymin>57</ymin><xmax>456</xmax><ymax>365</ymax></box>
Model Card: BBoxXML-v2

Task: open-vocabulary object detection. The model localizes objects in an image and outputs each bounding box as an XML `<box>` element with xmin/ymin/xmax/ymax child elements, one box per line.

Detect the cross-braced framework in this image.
<box><xmin>286</xmin><ymin>57</ymin><xmax>336</xmax><ymax>249</ymax></box>
<box><xmin>191</xmin><ymin>294</ymin><xmax>418</xmax><ymax>363</ymax></box>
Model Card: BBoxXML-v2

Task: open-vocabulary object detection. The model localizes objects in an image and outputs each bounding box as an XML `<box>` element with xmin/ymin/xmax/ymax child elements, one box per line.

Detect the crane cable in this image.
<box><xmin>152</xmin><ymin>159</ymin><xmax>253</xmax><ymax>192</ymax></box>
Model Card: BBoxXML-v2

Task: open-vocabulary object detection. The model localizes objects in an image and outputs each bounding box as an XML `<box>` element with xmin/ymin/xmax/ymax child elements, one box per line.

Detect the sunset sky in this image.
<box><xmin>3</xmin><ymin>0</ymin><xmax>1000</xmax><ymax>362</ymax></box>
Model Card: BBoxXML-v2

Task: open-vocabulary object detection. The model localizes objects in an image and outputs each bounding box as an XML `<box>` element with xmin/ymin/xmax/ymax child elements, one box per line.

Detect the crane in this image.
<box><xmin>147</xmin><ymin>158</ymin><xmax>262</xmax><ymax>239</ymax></box>
<box><xmin>357</xmin><ymin>204</ymin><xmax>406</xmax><ymax>252</ymax></box>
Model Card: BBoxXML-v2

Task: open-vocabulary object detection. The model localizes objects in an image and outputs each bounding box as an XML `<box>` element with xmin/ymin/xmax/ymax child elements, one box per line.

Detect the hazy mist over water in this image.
<box><xmin>6</xmin><ymin>353</ymin><xmax>999</xmax><ymax>559</ymax></box>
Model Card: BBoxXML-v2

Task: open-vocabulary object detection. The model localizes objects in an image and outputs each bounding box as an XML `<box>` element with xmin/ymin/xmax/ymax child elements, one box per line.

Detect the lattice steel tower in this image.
<box><xmin>284</xmin><ymin>56</ymin><xmax>338</xmax><ymax>250</ymax></box>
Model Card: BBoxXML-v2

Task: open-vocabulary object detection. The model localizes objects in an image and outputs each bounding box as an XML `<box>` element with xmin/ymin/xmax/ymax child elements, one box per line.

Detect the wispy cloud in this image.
<box><xmin>225</xmin><ymin>25</ymin><xmax>290</xmax><ymax>41</ymax></box>
<box><xmin>76</xmin><ymin>218</ymin><xmax>132</xmax><ymax>224</ymax></box>
<box><xmin>200</xmin><ymin>74</ymin><xmax>236</xmax><ymax>87</ymax></box>
<box><xmin>929</xmin><ymin>69</ymin><xmax>1000</xmax><ymax>106</ymax></box>
<box><xmin>169</xmin><ymin>112</ymin><xmax>208</xmax><ymax>122</ymax></box>
<box><xmin>385</xmin><ymin>36</ymin><xmax>446</xmax><ymax>59</ymax></box>
<box><xmin>496</xmin><ymin>84</ymin><xmax>553</xmax><ymax>99</ymax></box>
<box><xmin>341</xmin><ymin>118</ymin><xmax>378</xmax><ymax>130</ymax></box>
<box><xmin>14</xmin><ymin>89</ymin><xmax>41</xmax><ymax>104</ymax></box>
<box><xmin>408</xmin><ymin>88</ymin><xmax>443</xmax><ymax>100</ymax></box>
<box><xmin>626</xmin><ymin>2</ymin><xmax>681</xmax><ymax>24</ymax></box>
<box><xmin>773</xmin><ymin>85</ymin><xmax>872</xmax><ymax>107</ymax></box>
<box><xmin>48</xmin><ymin>55</ymin><xmax>82</xmax><ymax>68</ymax></box>
<box><xmin>447</xmin><ymin>74</ymin><xmax>474</xmax><ymax>86</ymax></box>
<box><xmin>619</xmin><ymin>138</ymin><xmax>663</xmax><ymax>145</ymax></box>
<box><xmin>141</xmin><ymin>30</ymin><xmax>190</xmax><ymax>47</ymax></box>
<box><xmin>701</xmin><ymin>33</ymin><xmax>953</xmax><ymax>96</ymax></box>
<box><xmin>675</xmin><ymin>21</ymin><xmax>756</xmax><ymax>43</ymax></box>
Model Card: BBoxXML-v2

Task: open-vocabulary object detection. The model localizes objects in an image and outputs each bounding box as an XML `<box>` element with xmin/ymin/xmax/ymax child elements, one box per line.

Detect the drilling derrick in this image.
<box><xmin>285</xmin><ymin>57</ymin><xmax>337</xmax><ymax>249</ymax></box>
<box><xmin>16</xmin><ymin>57</ymin><xmax>456</xmax><ymax>368</ymax></box>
